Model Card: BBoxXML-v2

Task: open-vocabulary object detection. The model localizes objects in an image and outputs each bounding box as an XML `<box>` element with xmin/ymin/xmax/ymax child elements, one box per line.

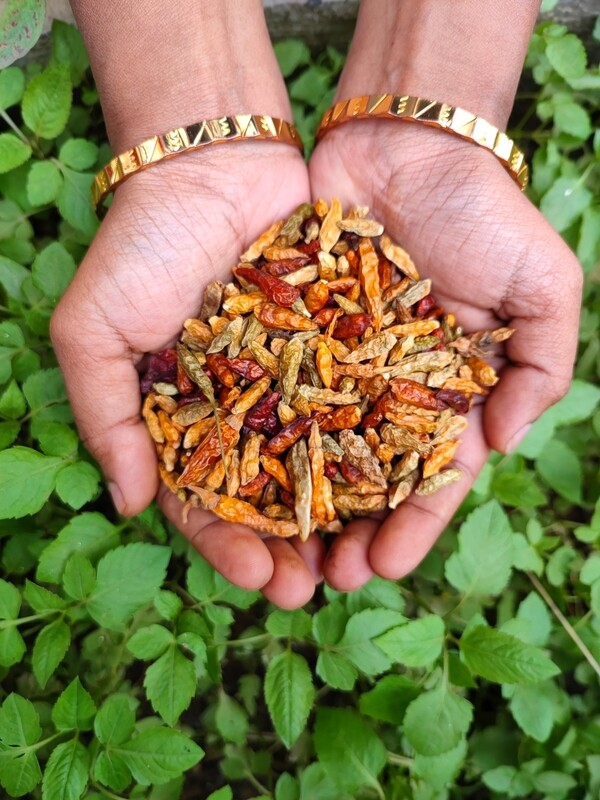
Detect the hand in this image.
<box><xmin>51</xmin><ymin>145</ymin><xmax>325</xmax><ymax>608</ymax></box>
<box><xmin>309</xmin><ymin>121</ymin><xmax>582</xmax><ymax>590</ymax></box>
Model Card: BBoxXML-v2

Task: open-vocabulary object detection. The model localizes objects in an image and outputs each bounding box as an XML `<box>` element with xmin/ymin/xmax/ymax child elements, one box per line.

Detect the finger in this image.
<box><xmin>486</xmin><ymin>236</ymin><xmax>582</xmax><ymax>453</ymax></box>
<box><xmin>369</xmin><ymin>407</ymin><xmax>488</xmax><ymax>580</ymax></box>
<box><xmin>159</xmin><ymin>486</ymin><xmax>274</xmax><ymax>590</ymax></box>
<box><xmin>50</xmin><ymin>300</ymin><xmax>158</xmax><ymax>516</ymax></box>
<box><xmin>290</xmin><ymin>534</ymin><xmax>326</xmax><ymax>583</ymax></box>
<box><xmin>260</xmin><ymin>538</ymin><xmax>317</xmax><ymax>609</ymax></box>
<box><xmin>323</xmin><ymin>518</ymin><xmax>379</xmax><ymax>591</ymax></box>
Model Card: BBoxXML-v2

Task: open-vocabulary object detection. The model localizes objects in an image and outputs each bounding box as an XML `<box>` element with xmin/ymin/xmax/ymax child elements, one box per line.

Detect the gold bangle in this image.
<box><xmin>316</xmin><ymin>94</ymin><xmax>529</xmax><ymax>191</ymax></box>
<box><xmin>92</xmin><ymin>114</ymin><xmax>303</xmax><ymax>212</ymax></box>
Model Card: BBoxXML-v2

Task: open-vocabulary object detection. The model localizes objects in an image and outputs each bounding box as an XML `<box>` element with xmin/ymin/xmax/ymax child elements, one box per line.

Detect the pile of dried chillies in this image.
<box><xmin>140</xmin><ymin>199</ymin><xmax>513</xmax><ymax>541</ymax></box>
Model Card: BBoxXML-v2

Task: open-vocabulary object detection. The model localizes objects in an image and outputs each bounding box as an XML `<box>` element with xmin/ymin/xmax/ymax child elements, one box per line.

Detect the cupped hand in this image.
<box><xmin>51</xmin><ymin>145</ymin><xmax>325</xmax><ymax>608</ymax></box>
<box><xmin>309</xmin><ymin>122</ymin><xmax>582</xmax><ymax>590</ymax></box>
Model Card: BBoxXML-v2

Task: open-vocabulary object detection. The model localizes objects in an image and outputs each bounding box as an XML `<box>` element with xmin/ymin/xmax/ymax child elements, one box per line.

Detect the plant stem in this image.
<box><xmin>387</xmin><ymin>751</ymin><xmax>413</xmax><ymax>768</ymax></box>
<box><xmin>528</xmin><ymin>571</ymin><xmax>600</xmax><ymax>680</ymax></box>
<box><xmin>0</xmin><ymin>109</ymin><xmax>31</xmax><ymax>145</ymax></box>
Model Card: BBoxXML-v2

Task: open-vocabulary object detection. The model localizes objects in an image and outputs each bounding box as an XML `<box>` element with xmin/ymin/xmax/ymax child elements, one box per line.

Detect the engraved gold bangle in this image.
<box><xmin>92</xmin><ymin>114</ymin><xmax>303</xmax><ymax>211</ymax></box>
<box><xmin>316</xmin><ymin>94</ymin><xmax>529</xmax><ymax>191</ymax></box>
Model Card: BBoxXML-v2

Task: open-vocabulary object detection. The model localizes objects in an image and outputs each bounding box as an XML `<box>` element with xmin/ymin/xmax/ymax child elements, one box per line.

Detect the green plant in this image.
<box><xmin>0</xmin><ymin>19</ymin><xmax>599</xmax><ymax>800</ymax></box>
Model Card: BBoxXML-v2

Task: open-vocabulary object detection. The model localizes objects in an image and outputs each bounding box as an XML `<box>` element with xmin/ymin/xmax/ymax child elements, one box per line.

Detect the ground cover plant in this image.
<box><xmin>0</xmin><ymin>13</ymin><xmax>599</xmax><ymax>800</ymax></box>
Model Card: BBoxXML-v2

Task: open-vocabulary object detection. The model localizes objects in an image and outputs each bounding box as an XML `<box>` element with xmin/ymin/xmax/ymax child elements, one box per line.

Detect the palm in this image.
<box><xmin>309</xmin><ymin>124</ymin><xmax>582</xmax><ymax>589</ymax></box>
<box><xmin>52</xmin><ymin>146</ymin><xmax>324</xmax><ymax>608</ymax></box>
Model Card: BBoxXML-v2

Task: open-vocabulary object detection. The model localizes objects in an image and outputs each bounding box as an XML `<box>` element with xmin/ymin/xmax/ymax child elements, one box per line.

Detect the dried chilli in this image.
<box><xmin>141</xmin><ymin>201</ymin><xmax>513</xmax><ymax>538</ymax></box>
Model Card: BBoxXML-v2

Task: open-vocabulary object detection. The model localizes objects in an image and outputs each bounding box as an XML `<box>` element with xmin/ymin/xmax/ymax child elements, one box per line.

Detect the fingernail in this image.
<box><xmin>108</xmin><ymin>482</ymin><xmax>125</xmax><ymax>514</ymax></box>
<box><xmin>507</xmin><ymin>423</ymin><xmax>532</xmax><ymax>452</ymax></box>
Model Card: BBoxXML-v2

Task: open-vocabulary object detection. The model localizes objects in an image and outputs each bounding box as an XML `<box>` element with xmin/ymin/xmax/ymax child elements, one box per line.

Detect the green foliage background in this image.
<box><xmin>0</xmin><ymin>17</ymin><xmax>599</xmax><ymax>800</ymax></box>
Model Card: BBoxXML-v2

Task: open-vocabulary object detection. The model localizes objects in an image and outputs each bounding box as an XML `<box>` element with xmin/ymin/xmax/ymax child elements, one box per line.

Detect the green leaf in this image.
<box><xmin>0</xmin><ymin>420</ymin><xmax>19</xmax><ymax>450</ymax></box>
<box><xmin>32</xmin><ymin>619</ymin><xmax>70</xmax><ymax>688</ymax></box>
<box><xmin>553</xmin><ymin>101</ymin><xmax>591</xmax><ymax>139</ymax></box>
<box><xmin>116</xmin><ymin>728</ymin><xmax>204</xmax><ymax>785</ymax></box>
<box><xmin>359</xmin><ymin>675</ymin><xmax>420</xmax><ymax>725</ymax></box>
<box><xmin>0</xmin><ymin>446</ymin><xmax>64</xmax><ymax>519</ymax></box>
<box><xmin>0</xmin><ymin>134</ymin><xmax>32</xmax><ymax>175</ymax></box>
<box><xmin>509</xmin><ymin>682</ymin><xmax>556</xmax><ymax>742</ymax></box>
<box><xmin>51</xmin><ymin>677</ymin><xmax>96</xmax><ymax>731</ymax></box>
<box><xmin>207</xmin><ymin>789</ymin><xmax>233</xmax><ymax>800</ymax></box>
<box><xmin>35</xmin><ymin>422</ymin><xmax>78</xmax><ymax>458</ymax></box>
<box><xmin>265</xmin><ymin>651</ymin><xmax>314</xmax><ymax>748</ymax></box>
<box><xmin>0</xmin><ymin>379</ymin><xmax>26</xmax><ymax>419</ymax></box>
<box><xmin>55</xmin><ymin>461</ymin><xmax>100</xmax><ymax>509</ymax></box>
<box><xmin>41</xmin><ymin>738</ymin><xmax>89</xmax><ymax>800</ymax></box>
<box><xmin>313</xmin><ymin>708</ymin><xmax>386</xmax><ymax>794</ymax></box>
<box><xmin>546</xmin><ymin>33</ymin><xmax>587</xmax><ymax>80</ymax></box>
<box><xmin>413</xmin><ymin>739</ymin><xmax>468</xmax><ymax>791</ymax></box>
<box><xmin>0</xmin><ymin>578</ymin><xmax>21</xmax><ymax>618</ymax></box>
<box><xmin>445</xmin><ymin>500</ymin><xmax>514</xmax><ymax>595</ymax></box>
<box><xmin>62</xmin><ymin>553</ymin><xmax>95</xmax><ymax>600</ymax></box>
<box><xmin>375</xmin><ymin>615</ymin><xmax>445</xmax><ymax>667</ymax></box>
<box><xmin>154</xmin><ymin>589</ymin><xmax>183</xmax><ymax>621</ymax></box>
<box><xmin>0</xmin><ymin>0</ymin><xmax>45</xmax><ymax>69</ymax></box>
<box><xmin>144</xmin><ymin>645</ymin><xmax>196</xmax><ymax>726</ymax></box>
<box><xmin>57</xmin><ymin>167</ymin><xmax>99</xmax><ymax>238</ymax></box>
<box><xmin>127</xmin><ymin>624</ymin><xmax>173</xmax><ymax>660</ymax></box>
<box><xmin>0</xmin><ymin>693</ymin><xmax>41</xmax><ymax>745</ymax></box>
<box><xmin>312</xmin><ymin>600</ymin><xmax>347</xmax><ymax>645</ymax></box>
<box><xmin>0</xmin><ymin>749</ymin><xmax>42</xmax><ymax>797</ymax></box>
<box><xmin>492</xmin><ymin>470</ymin><xmax>546</xmax><ymax>507</ymax></box>
<box><xmin>275</xmin><ymin>774</ymin><xmax>299</xmax><ymax>800</ymax></box>
<box><xmin>403</xmin><ymin>685</ymin><xmax>473</xmax><ymax>756</ymax></box>
<box><xmin>540</xmin><ymin>176</ymin><xmax>592</xmax><ymax>232</ymax></box>
<box><xmin>59</xmin><ymin>138</ymin><xmax>98</xmax><ymax>171</ymax></box>
<box><xmin>24</xmin><ymin>580</ymin><xmax>66</xmax><ymax>612</ymax></box>
<box><xmin>0</xmin><ymin>255</ymin><xmax>29</xmax><ymax>302</ymax></box>
<box><xmin>0</xmin><ymin>67</ymin><xmax>25</xmax><ymax>109</ymax></box>
<box><xmin>23</xmin><ymin>368</ymin><xmax>67</xmax><ymax>413</ymax></box>
<box><xmin>315</xmin><ymin>650</ymin><xmax>357</xmax><ymax>691</ymax></box>
<box><xmin>0</xmin><ymin>321</ymin><xmax>24</xmax><ymax>348</ymax></box>
<box><xmin>94</xmin><ymin>695</ymin><xmax>135</xmax><ymax>746</ymax></box>
<box><xmin>0</xmin><ymin>627</ymin><xmax>26</xmax><ymax>666</ymax></box>
<box><xmin>215</xmin><ymin>691</ymin><xmax>249</xmax><ymax>745</ymax></box>
<box><xmin>87</xmin><ymin>542</ymin><xmax>170</xmax><ymax>631</ymax></box>
<box><xmin>337</xmin><ymin>608</ymin><xmax>404</xmax><ymax>675</ymax></box>
<box><xmin>274</xmin><ymin>39</ymin><xmax>311</xmax><ymax>77</ymax></box>
<box><xmin>536</xmin><ymin>439</ymin><xmax>582</xmax><ymax>502</ymax></box>
<box><xmin>266</xmin><ymin>608</ymin><xmax>312</xmax><ymax>639</ymax></box>
<box><xmin>459</xmin><ymin>625</ymin><xmax>560</xmax><ymax>684</ymax></box>
<box><xmin>37</xmin><ymin>512</ymin><xmax>119</xmax><ymax>583</ymax></box>
<box><xmin>26</xmin><ymin>160</ymin><xmax>62</xmax><ymax>206</ymax></box>
<box><xmin>346</xmin><ymin>575</ymin><xmax>405</xmax><ymax>613</ymax></box>
<box><xmin>22</xmin><ymin>64</ymin><xmax>72</xmax><ymax>139</ymax></box>
<box><xmin>93</xmin><ymin>751</ymin><xmax>131</xmax><ymax>794</ymax></box>
<box><xmin>50</xmin><ymin>20</ymin><xmax>89</xmax><ymax>86</ymax></box>
<box><xmin>32</xmin><ymin>242</ymin><xmax>76</xmax><ymax>303</ymax></box>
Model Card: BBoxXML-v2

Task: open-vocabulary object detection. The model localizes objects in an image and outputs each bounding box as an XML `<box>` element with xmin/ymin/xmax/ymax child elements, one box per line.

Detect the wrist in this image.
<box><xmin>70</xmin><ymin>0</ymin><xmax>291</xmax><ymax>151</ymax></box>
<box><xmin>337</xmin><ymin>0</ymin><xmax>540</xmax><ymax>128</ymax></box>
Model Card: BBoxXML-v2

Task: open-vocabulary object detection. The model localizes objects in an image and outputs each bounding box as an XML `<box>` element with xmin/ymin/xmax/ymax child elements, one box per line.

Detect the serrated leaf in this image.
<box><xmin>0</xmin><ymin>420</ymin><xmax>19</xmax><ymax>450</ymax></box>
<box><xmin>265</xmin><ymin>651</ymin><xmax>314</xmax><ymax>748</ymax></box>
<box><xmin>0</xmin><ymin>693</ymin><xmax>41</xmax><ymax>745</ymax></box>
<box><xmin>509</xmin><ymin>682</ymin><xmax>556</xmax><ymax>742</ymax></box>
<box><xmin>87</xmin><ymin>542</ymin><xmax>170</xmax><ymax>631</ymax></box>
<box><xmin>266</xmin><ymin>608</ymin><xmax>311</xmax><ymax>639</ymax></box>
<box><xmin>413</xmin><ymin>739</ymin><xmax>468</xmax><ymax>791</ymax></box>
<box><xmin>0</xmin><ymin>134</ymin><xmax>32</xmax><ymax>175</ymax></box>
<box><xmin>55</xmin><ymin>461</ymin><xmax>100</xmax><ymax>509</ymax></box>
<box><xmin>0</xmin><ymin>67</ymin><xmax>25</xmax><ymax>109</ymax></box>
<box><xmin>27</xmin><ymin>160</ymin><xmax>62</xmax><ymax>206</ymax></box>
<box><xmin>59</xmin><ymin>138</ymin><xmax>98</xmax><ymax>171</ymax></box>
<box><xmin>315</xmin><ymin>650</ymin><xmax>357</xmax><ymax>691</ymax></box>
<box><xmin>546</xmin><ymin>33</ymin><xmax>587</xmax><ymax>80</ymax></box>
<box><xmin>116</xmin><ymin>728</ymin><xmax>204</xmax><ymax>785</ymax></box>
<box><xmin>0</xmin><ymin>446</ymin><xmax>64</xmax><ymax>519</ymax></box>
<box><xmin>154</xmin><ymin>589</ymin><xmax>183</xmax><ymax>621</ymax></box>
<box><xmin>445</xmin><ymin>500</ymin><xmax>513</xmax><ymax>595</ymax></box>
<box><xmin>56</xmin><ymin>167</ymin><xmax>98</xmax><ymax>238</ymax></box>
<box><xmin>346</xmin><ymin>575</ymin><xmax>405</xmax><ymax>614</ymax></box>
<box><xmin>94</xmin><ymin>695</ymin><xmax>135</xmax><ymax>746</ymax></box>
<box><xmin>50</xmin><ymin>20</ymin><xmax>89</xmax><ymax>86</ymax></box>
<box><xmin>274</xmin><ymin>39</ymin><xmax>311</xmax><ymax>77</ymax></box>
<box><xmin>23</xmin><ymin>368</ymin><xmax>67</xmax><ymax>415</ymax></box>
<box><xmin>536</xmin><ymin>439</ymin><xmax>582</xmax><ymax>503</ymax></box>
<box><xmin>32</xmin><ymin>242</ymin><xmax>76</xmax><ymax>304</ymax></box>
<box><xmin>34</xmin><ymin>421</ymin><xmax>78</xmax><ymax>458</ymax></box>
<box><xmin>22</xmin><ymin>64</ymin><xmax>72</xmax><ymax>139</ymax></box>
<box><xmin>553</xmin><ymin>101</ymin><xmax>591</xmax><ymax>139</ymax></box>
<box><xmin>375</xmin><ymin>615</ymin><xmax>445</xmax><ymax>667</ymax></box>
<box><xmin>459</xmin><ymin>625</ymin><xmax>560</xmax><ymax>684</ymax></box>
<box><xmin>540</xmin><ymin>176</ymin><xmax>592</xmax><ymax>232</ymax></box>
<box><xmin>0</xmin><ymin>380</ymin><xmax>26</xmax><ymax>419</ymax></box>
<box><xmin>0</xmin><ymin>255</ymin><xmax>29</xmax><ymax>302</ymax></box>
<box><xmin>41</xmin><ymin>738</ymin><xmax>89</xmax><ymax>800</ymax></box>
<box><xmin>0</xmin><ymin>627</ymin><xmax>26</xmax><ymax>666</ymax></box>
<box><xmin>313</xmin><ymin>708</ymin><xmax>386</xmax><ymax>794</ymax></box>
<box><xmin>24</xmin><ymin>580</ymin><xmax>65</xmax><ymax>612</ymax></box>
<box><xmin>215</xmin><ymin>691</ymin><xmax>249</xmax><ymax>745</ymax></box>
<box><xmin>144</xmin><ymin>645</ymin><xmax>196</xmax><ymax>726</ymax></box>
<box><xmin>62</xmin><ymin>553</ymin><xmax>95</xmax><ymax>601</ymax></box>
<box><xmin>0</xmin><ymin>577</ymin><xmax>21</xmax><ymax>618</ymax></box>
<box><xmin>337</xmin><ymin>608</ymin><xmax>405</xmax><ymax>675</ymax></box>
<box><xmin>206</xmin><ymin>789</ymin><xmax>233</xmax><ymax>800</ymax></box>
<box><xmin>0</xmin><ymin>749</ymin><xmax>42</xmax><ymax>797</ymax></box>
<box><xmin>359</xmin><ymin>675</ymin><xmax>420</xmax><ymax>725</ymax></box>
<box><xmin>37</xmin><ymin>512</ymin><xmax>119</xmax><ymax>583</ymax></box>
<box><xmin>312</xmin><ymin>600</ymin><xmax>347</xmax><ymax>645</ymax></box>
<box><xmin>127</xmin><ymin>624</ymin><xmax>173</xmax><ymax>660</ymax></box>
<box><xmin>0</xmin><ymin>0</ymin><xmax>45</xmax><ymax>69</ymax></box>
<box><xmin>403</xmin><ymin>685</ymin><xmax>473</xmax><ymax>756</ymax></box>
<box><xmin>51</xmin><ymin>677</ymin><xmax>96</xmax><ymax>731</ymax></box>
<box><xmin>94</xmin><ymin>751</ymin><xmax>131</xmax><ymax>794</ymax></box>
<box><xmin>492</xmin><ymin>470</ymin><xmax>546</xmax><ymax>507</ymax></box>
<box><xmin>32</xmin><ymin>619</ymin><xmax>70</xmax><ymax>688</ymax></box>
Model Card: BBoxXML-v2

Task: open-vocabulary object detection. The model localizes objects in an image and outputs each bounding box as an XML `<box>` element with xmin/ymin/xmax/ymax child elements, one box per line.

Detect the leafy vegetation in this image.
<box><xmin>0</xmin><ymin>16</ymin><xmax>599</xmax><ymax>800</ymax></box>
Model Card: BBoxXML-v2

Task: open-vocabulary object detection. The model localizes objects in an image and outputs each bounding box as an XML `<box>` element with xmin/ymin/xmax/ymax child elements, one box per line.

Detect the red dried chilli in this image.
<box><xmin>141</xmin><ymin>199</ymin><xmax>513</xmax><ymax>540</ymax></box>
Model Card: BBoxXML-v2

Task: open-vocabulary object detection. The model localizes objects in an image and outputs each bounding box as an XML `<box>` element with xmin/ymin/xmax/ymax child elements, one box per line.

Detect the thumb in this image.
<box><xmin>50</xmin><ymin>301</ymin><xmax>158</xmax><ymax>516</ymax></box>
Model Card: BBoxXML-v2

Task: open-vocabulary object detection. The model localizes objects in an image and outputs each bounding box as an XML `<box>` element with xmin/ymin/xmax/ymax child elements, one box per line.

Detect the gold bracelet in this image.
<box><xmin>92</xmin><ymin>114</ymin><xmax>303</xmax><ymax>211</ymax></box>
<box><xmin>316</xmin><ymin>94</ymin><xmax>528</xmax><ymax>190</ymax></box>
